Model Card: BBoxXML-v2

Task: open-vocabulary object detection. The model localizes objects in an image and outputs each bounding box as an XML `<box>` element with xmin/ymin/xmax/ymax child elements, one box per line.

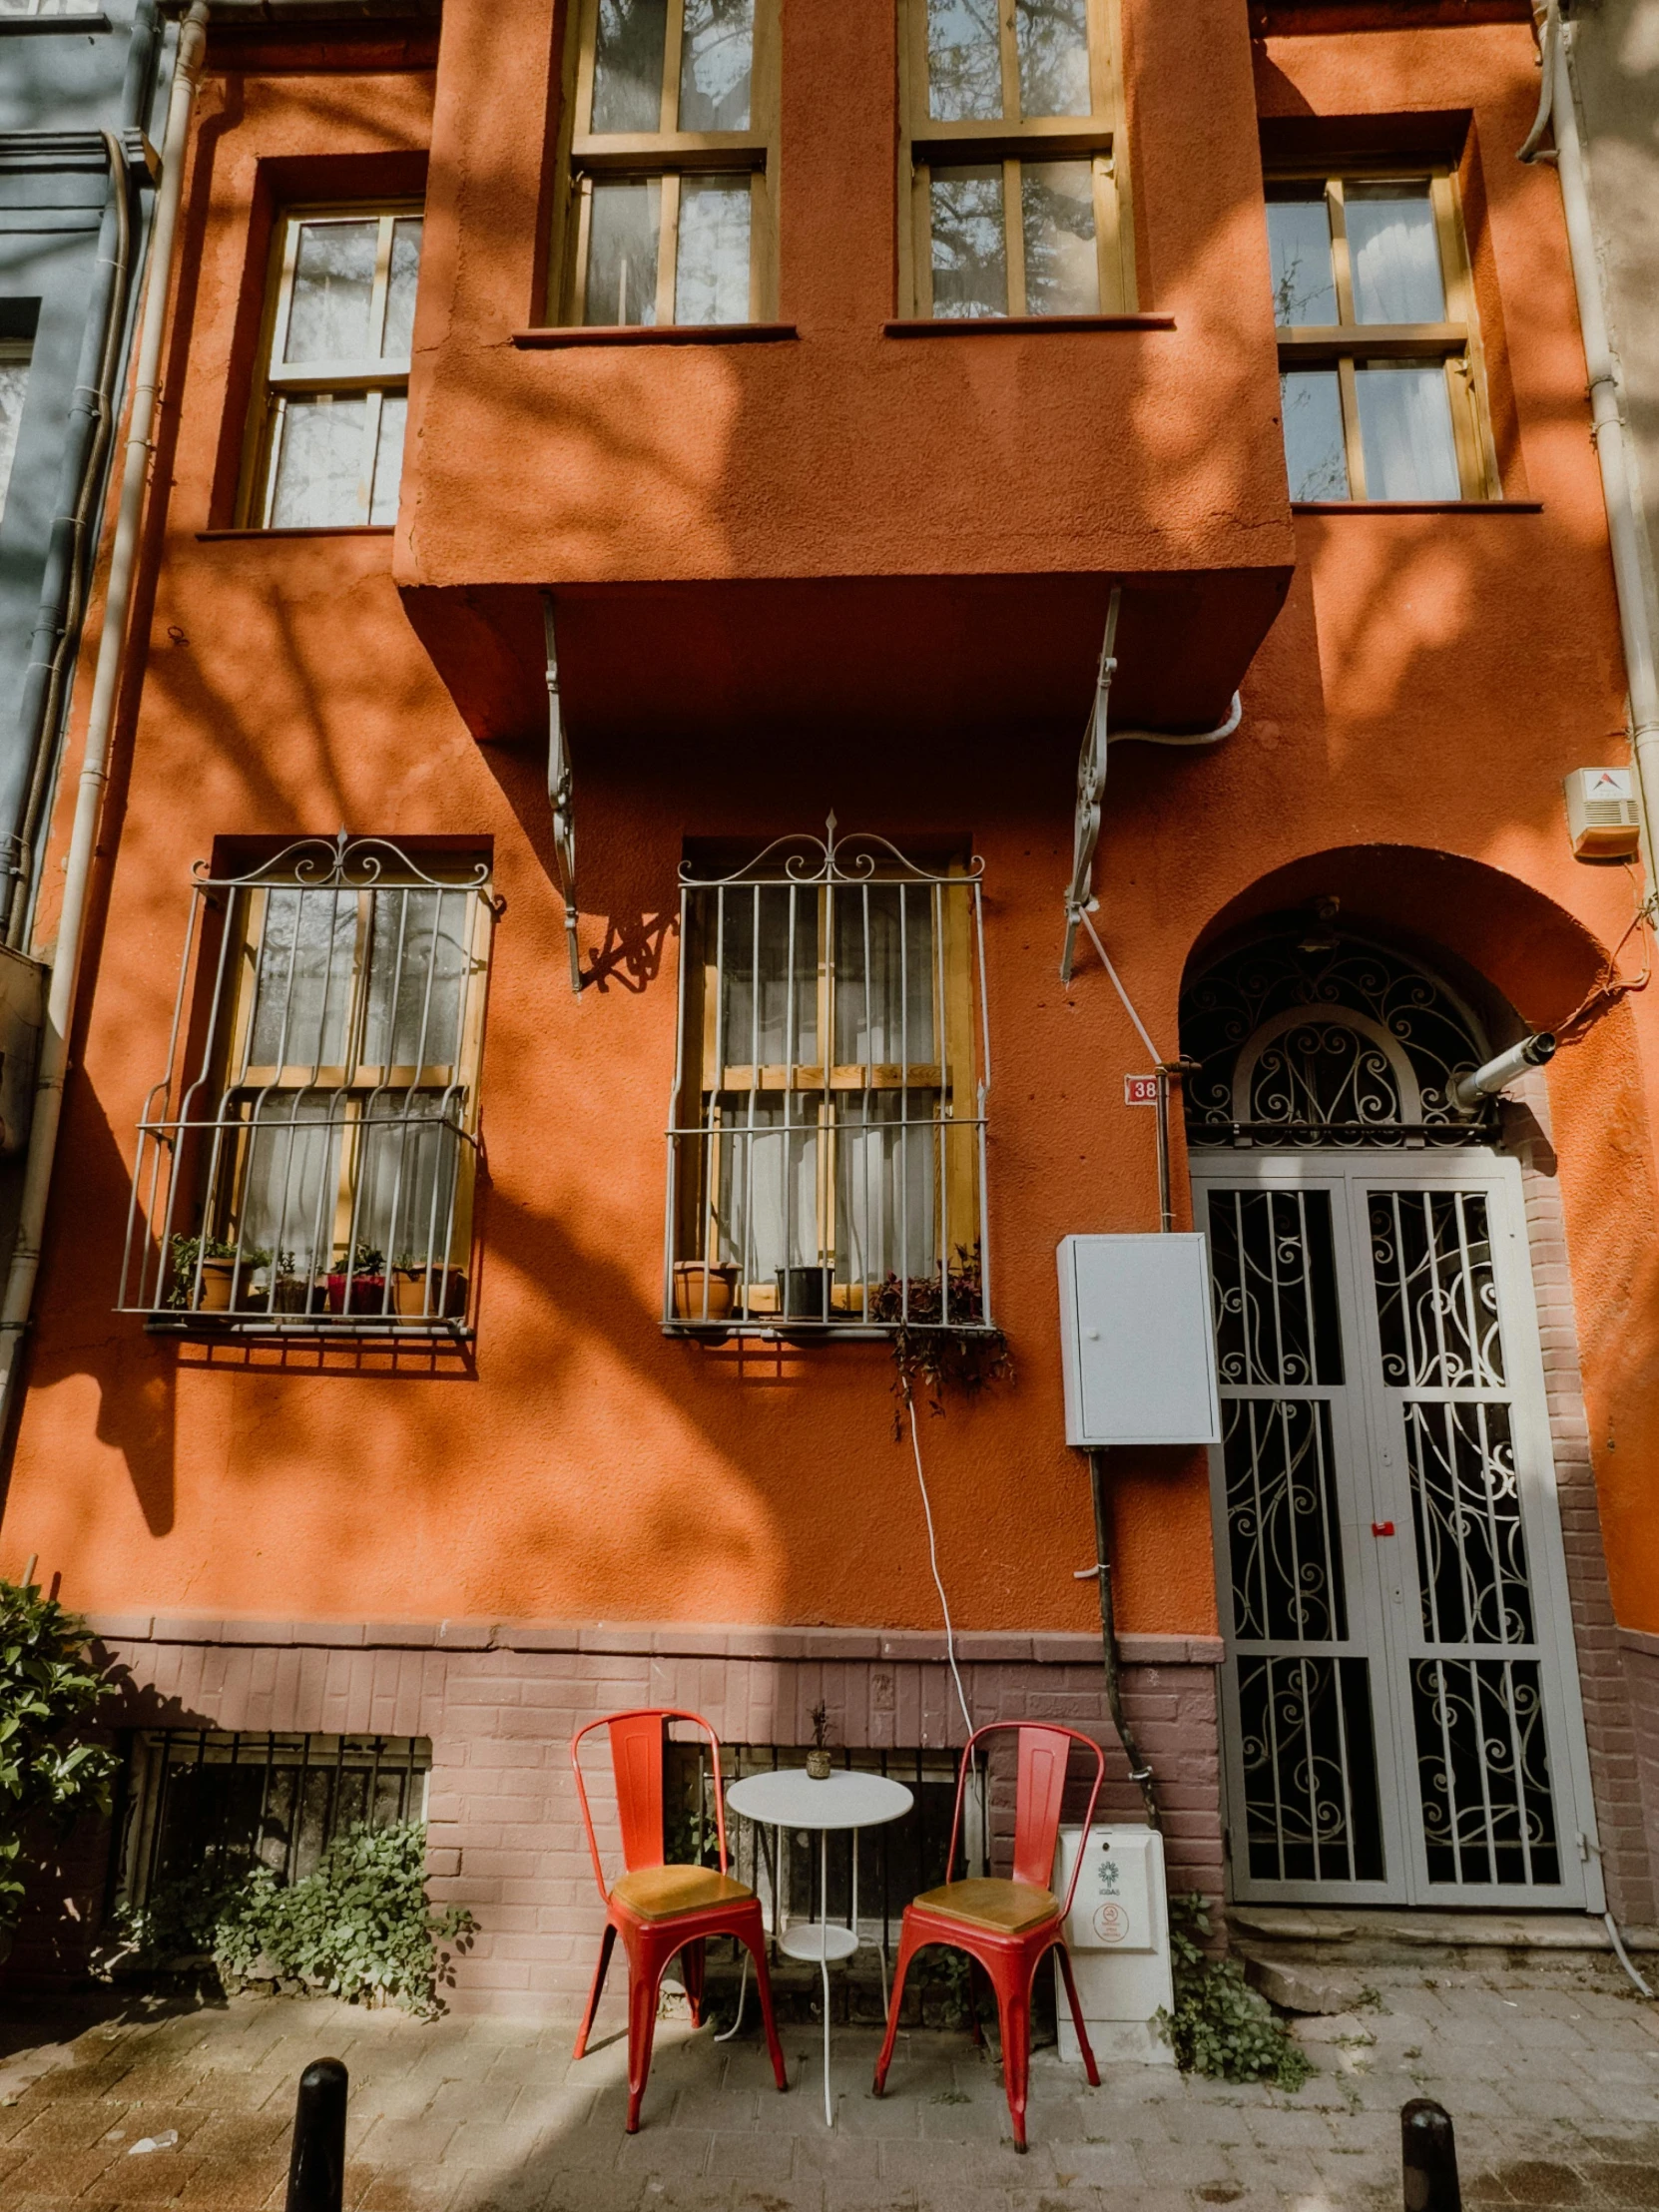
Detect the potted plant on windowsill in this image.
<box><xmin>169</xmin><ymin>1233</ymin><xmax>244</xmax><ymax>1313</ymax></box>
<box><xmin>326</xmin><ymin>1243</ymin><xmax>385</xmax><ymax>1316</ymax></box>
<box><xmin>271</xmin><ymin>1251</ymin><xmax>308</xmax><ymax>1313</ymax></box>
<box><xmin>672</xmin><ymin>1260</ymin><xmax>740</xmax><ymax>1321</ymax></box>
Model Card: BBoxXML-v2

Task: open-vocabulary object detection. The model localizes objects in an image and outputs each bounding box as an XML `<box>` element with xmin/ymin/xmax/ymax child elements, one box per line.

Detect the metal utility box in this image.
<box><xmin>1563</xmin><ymin>767</ymin><xmax>1641</xmax><ymax>859</ymax></box>
<box><xmin>1054</xmin><ymin>1824</ymin><xmax>1175</xmax><ymax>2064</ymax></box>
<box><xmin>0</xmin><ymin>944</ymin><xmax>44</xmax><ymax>1157</ymax></box>
<box><xmin>1056</xmin><ymin>1234</ymin><xmax>1221</xmax><ymax>1446</ymax></box>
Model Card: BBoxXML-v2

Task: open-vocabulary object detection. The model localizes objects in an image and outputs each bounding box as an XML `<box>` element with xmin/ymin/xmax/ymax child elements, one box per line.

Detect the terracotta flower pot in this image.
<box><xmin>196</xmin><ymin>1259</ymin><xmax>235</xmax><ymax>1312</ymax></box>
<box><xmin>672</xmin><ymin>1262</ymin><xmax>739</xmax><ymax>1320</ymax></box>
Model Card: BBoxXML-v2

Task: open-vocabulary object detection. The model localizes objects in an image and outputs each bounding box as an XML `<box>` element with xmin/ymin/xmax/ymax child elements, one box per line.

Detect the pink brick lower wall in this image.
<box><xmin>7</xmin><ymin>1618</ymin><xmax>1223</xmax><ymax>2018</ymax></box>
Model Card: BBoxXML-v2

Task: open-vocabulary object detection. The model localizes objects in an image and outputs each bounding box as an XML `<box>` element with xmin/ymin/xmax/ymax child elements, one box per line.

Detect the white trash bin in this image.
<box><xmin>1053</xmin><ymin>1823</ymin><xmax>1175</xmax><ymax>2064</ymax></box>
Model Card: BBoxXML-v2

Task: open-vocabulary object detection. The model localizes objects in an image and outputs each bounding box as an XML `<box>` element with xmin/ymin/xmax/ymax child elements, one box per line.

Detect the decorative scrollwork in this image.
<box><xmin>1180</xmin><ymin>931</ymin><xmax>1489</xmax><ymax>1147</ymax></box>
<box><xmin>1237</xmin><ymin>1654</ymin><xmax>1384</xmax><ymax>1884</ymax></box>
<box><xmin>194</xmin><ymin>830</ymin><xmax>493</xmax><ymax>898</ymax></box>
<box><xmin>1404</xmin><ymin>1401</ymin><xmax>1532</xmax><ymax>1647</ymax></box>
<box><xmin>1371</xmin><ymin>1190</ymin><xmax>1505</xmax><ymax>1389</ymax></box>
<box><xmin>680</xmin><ymin>814</ymin><xmax>984</xmax><ymax>891</ymax></box>
<box><xmin>1411</xmin><ymin>1658</ymin><xmax>1559</xmax><ymax>1887</ymax></box>
<box><xmin>1207</xmin><ymin>1187</ymin><xmax>1344</xmax><ymax>1388</ymax></box>
<box><xmin>1224</xmin><ymin>1397</ymin><xmax>1348</xmax><ymax>1644</ymax></box>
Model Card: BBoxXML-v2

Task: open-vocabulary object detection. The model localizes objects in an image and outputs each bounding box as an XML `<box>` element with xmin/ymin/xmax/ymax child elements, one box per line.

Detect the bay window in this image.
<box><xmin>899</xmin><ymin>0</ymin><xmax>1130</xmax><ymax>319</ymax></box>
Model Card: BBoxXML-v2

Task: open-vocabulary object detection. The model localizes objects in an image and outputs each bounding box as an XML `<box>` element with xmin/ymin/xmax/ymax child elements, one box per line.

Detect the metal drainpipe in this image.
<box><xmin>2</xmin><ymin>0</ymin><xmax>161</xmax><ymax>948</ymax></box>
<box><xmin>1521</xmin><ymin>0</ymin><xmax>1659</xmax><ymax>876</ymax></box>
<box><xmin>0</xmin><ymin>0</ymin><xmax>210</xmax><ymax>1443</ymax></box>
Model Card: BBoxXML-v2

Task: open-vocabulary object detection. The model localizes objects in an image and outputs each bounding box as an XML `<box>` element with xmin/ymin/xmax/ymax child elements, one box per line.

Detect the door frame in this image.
<box><xmin>1192</xmin><ymin>1147</ymin><xmax>1604</xmax><ymax>1912</ymax></box>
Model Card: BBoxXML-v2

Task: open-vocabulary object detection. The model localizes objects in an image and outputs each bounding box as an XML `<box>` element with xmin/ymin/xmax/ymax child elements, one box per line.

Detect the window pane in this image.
<box><xmin>357</xmin><ymin>1095</ymin><xmax>459</xmax><ymax>1274</ymax></box>
<box><xmin>592</xmin><ymin>0</ymin><xmax>668</xmax><ymax>133</ymax></box>
<box><xmin>927</xmin><ymin>0</ymin><xmax>1001</xmax><ymax>121</ymax></box>
<box><xmin>1357</xmin><ymin>362</ymin><xmax>1461</xmax><ymax>499</ymax></box>
<box><xmin>679</xmin><ymin>0</ymin><xmax>753</xmax><ymax>130</ymax></box>
<box><xmin>368</xmin><ymin>394</ymin><xmax>405</xmax><ymax>526</ymax></box>
<box><xmin>363</xmin><ymin>887</ymin><xmax>469</xmax><ymax>1067</ymax></box>
<box><xmin>1267</xmin><ymin>196</ymin><xmax>1337</xmax><ymax>327</ymax></box>
<box><xmin>381</xmin><ymin>218</ymin><xmax>423</xmax><ymax>359</ymax></box>
<box><xmin>675</xmin><ymin>176</ymin><xmax>752</xmax><ymax>324</ymax></box>
<box><xmin>284</xmin><ymin>221</ymin><xmax>378</xmax><ymax>365</ymax></box>
<box><xmin>1347</xmin><ymin>184</ymin><xmax>1445</xmax><ymax>325</ymax></box>
<box><xmin>1016</xmin><ymin>0</ymin><xmax>1089</xmax><ymax>117</ymax></box>
<box><xmin>930</xmin><ymin>166</ymin><xmax>1007</xmax><ymax>318</ymax></box>
<box><xmin>0</xmin><ymin>353</ymin><xmax>28</xmax><ymax>528</ymax></box>
<box><xmin>1021</xmin><ymin>161</ymin><xmax>1098</xmax><ymax>314</ymax></box>
<box><xmin>270</xmin><ymin>396</ymin><xmax>367</xmax><ymax>527</ymax></box>
<box><xmin>584</xmin><ymin>178</ymin><xmax>662</xmax><ymax>324</ymax></box>
<box><xmin>716</xmin><ymin>1097</ymin><xmax>822</xmax><ymax>1274</ymax></box>
<box><xmin>718</xmin><ymin>886</ymin><xmax>819</xmax><ymax>1068</ymax></box>
<box><xmin>836</xmin><ymin>1092</ymin><xmax>936</xmax><ymax>1288</ymax></box>
<box><xmin>833</xmin><ymin>885</ymin><xmax>936</xmax><ymax>1065</ymax></box>
<box><xmin>1280</xmin><ymin>367</ymin><xmax>1349</xmax><ymax>501</ymax></box>
<box><xmin>237</xmin><ymin>1093</ymin><xmax>342</xmax><ymax>1281</ymax></box>
<box><xmin>249</xmin><ymin>889</ymin><xmax>357</xmax><ymax>1068</ymax></box>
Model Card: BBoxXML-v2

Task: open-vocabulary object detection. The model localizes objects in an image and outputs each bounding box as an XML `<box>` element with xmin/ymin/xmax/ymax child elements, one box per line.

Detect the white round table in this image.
<box><xmin>726</xmin><ymin>1767</ymin><xmax>913</xmax><ymax>2126</ymax></box>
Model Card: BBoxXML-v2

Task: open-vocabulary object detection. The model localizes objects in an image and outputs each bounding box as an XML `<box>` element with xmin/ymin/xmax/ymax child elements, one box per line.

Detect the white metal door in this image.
<box><xmin>1193</xmin><ymin>1152</ymin><xmax>1601</xmax><ymax>1910</ymax></box>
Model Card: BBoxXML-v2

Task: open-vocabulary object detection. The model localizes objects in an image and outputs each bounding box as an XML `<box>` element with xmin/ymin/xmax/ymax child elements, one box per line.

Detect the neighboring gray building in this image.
<box><xmin>0</xmin><ymin>0</ymin><xmax>169</xmax><ymax>955</ymax></box>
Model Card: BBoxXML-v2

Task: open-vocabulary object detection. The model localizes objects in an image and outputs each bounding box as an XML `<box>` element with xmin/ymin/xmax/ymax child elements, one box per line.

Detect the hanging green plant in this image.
<box><xmin>0</xmin><ymin>1567</ymin><xmax>118</xmax><ymax>1940</ymax></box>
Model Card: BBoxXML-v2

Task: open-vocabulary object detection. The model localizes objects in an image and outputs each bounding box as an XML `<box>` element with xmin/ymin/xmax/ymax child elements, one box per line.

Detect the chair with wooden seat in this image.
<box><xmin>872</xmin><ymin>1721</ymin><xmax>1106</xmax><ymax>2150</ymax></box>
<box><xmin>571</xmin><ymin>1707</ymin><xmax>789</xmax><ymax>2131</ymax></box>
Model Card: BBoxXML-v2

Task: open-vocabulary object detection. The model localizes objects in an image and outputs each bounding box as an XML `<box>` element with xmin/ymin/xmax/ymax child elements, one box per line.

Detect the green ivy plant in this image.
<box><xmin>119</xmin><ymin>1819</ymin><xmax>475</xmax><ymax>2017</ymax></box>
<box><xmin>1155</xmin><ymin>1892</ymin><xmax>1313</xmax><ymax>2091</ymax></box>
<box><xmin>0</xmin><ymin>1568</ymin><xmax>118</xmax><ymax>1937</ymax></box>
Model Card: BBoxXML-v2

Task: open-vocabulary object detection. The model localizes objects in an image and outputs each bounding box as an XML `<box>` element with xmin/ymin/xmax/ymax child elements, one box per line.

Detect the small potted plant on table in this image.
<box><xmin>807</xmin><ymin>1700</ymin><xmax>833</xmax><ymax>1782</ymax></box>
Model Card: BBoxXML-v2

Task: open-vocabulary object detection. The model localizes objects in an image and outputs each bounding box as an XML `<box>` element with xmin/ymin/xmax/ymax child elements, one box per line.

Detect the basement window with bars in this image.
<box><xmin>117</xmin><ymin>1732</ymin><xmax>430</xmax><ymax>1914</ymax></box>
<box><xmin>120</xmin><ymin>834</ymin><xmax>496</xmax><ymax>1335</ymax></box>
<box><xmin>667</xmin><ymin>825</ymin><xmax>992</xmax><ymax>1335</ymax></box>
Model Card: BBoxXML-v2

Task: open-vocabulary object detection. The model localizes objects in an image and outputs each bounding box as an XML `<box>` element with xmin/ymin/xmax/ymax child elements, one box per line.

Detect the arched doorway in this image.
<box><xmin>1181</xmin><ymin>925</ymin><xmax>1603</xmax><ymax>1908</ymax></box>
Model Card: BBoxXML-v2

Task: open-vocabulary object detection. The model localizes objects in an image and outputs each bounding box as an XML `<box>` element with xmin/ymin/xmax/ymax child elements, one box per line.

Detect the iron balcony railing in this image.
<box><xmin>118</xmin><ymin>833</ymin><xmax>498</xmax><ymax>1339</ymax></box>
<box><xmin>666</xmin><ymin>821</ymin><xmax>994</xmax><ymax>1339</ymax></box>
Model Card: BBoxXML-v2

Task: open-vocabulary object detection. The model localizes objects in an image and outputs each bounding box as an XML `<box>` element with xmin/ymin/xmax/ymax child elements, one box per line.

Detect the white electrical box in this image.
<box><xmin>1564</xmin><ymin>767</ymin><xmax>1641</xmax><ymax>859</ymax></box>
<box><xmin>1056</xmin><ymin>1234</ymin><xmax>1221</xmax><ymax>1446</ymax></box>
<box><xmin>1053</xmin><ymin>1824</ymin><xmax>1175</xmax><ymax>2065</ymax></box>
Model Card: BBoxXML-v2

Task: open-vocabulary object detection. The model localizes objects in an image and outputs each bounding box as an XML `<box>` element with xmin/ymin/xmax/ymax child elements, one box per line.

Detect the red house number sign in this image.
<box><xmin>1123</xmin><ymin>1074</ymin><xmax>1158</xmax><ymax>1106</ymax></box>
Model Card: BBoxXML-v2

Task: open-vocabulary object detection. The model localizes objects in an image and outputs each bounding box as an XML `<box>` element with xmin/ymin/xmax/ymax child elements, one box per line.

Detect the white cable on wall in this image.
<box><xmin>902</xmin><ymin>1382</ymin><xmax>974</xmax><ymax>1744</ymax></box>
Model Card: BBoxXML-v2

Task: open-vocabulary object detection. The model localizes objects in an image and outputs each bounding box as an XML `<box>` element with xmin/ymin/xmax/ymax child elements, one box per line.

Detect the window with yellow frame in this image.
<box><xmin>898</xmin><ymin>0</ymin><xmax>1131</xmax><ymax>319</ymax></box>
<box><xmin>1267</xmin><ymin>169</ymin><xmax>1499</xmax><ymax>502</ymax></box>
<box><xmin>242</xmin><ymin>205</ymin><xmax>423</xmax><ymax>530</ymax></box>
<box><xmin>667</xmin><ymin>831</ymin><xmax>992</xmax><ymax>1334</ymax></box>
<box><xmin>120</xmin><ymin>838</ymin><xmax>495</xmax><ymax>1330</ymax></box>
<box><xmin>553</xmin><ymin>0</ymin><xmax>779</xmax><ymax>328</ymax></box>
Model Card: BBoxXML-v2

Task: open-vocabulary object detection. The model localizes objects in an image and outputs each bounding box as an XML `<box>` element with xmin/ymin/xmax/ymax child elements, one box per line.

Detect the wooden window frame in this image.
<box><xmin>1269</xmin><ymin>165</ymin><xmax>1499</xmax><ymax>502</ymax></box>
<box><xmin>238</xmin><ymin>202</ymin><xmax>423</xmax><ymax>530</ymax></box>
<box><xmin>897</xmin><ymin>0</ymin><xmax>1133</xmax><ymax>319</ymax></box>
<box><xmin>550</xmin><ymin>0</ymin><xmax>780</xmax><ymax>327</ymax></box>
<box><xmin>671</xmin><ymin>866</ymin><xmax>987</xmax><ymax>1327</ymax></box>
<box><xmin>211</xmin><ymin>872</ymin><xmax>492</xmax><ymax>1274</ymax></box>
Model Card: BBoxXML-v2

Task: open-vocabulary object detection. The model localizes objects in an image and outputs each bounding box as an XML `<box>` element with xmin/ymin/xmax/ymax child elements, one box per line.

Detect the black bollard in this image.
<box><xmin>1401</xmin><ymin>2096</ymin><xmax>1460</xmax><ymax>2212</ymax></box>
<box><xmin>284</xmin><ymin>2057</ymin><xmax>348</xmax><ymax>2212</ymax></box>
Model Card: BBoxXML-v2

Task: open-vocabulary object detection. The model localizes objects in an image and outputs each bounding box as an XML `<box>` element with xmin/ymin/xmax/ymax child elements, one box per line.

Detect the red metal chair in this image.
<box><xmin>872</xmin><ymin>1722</ymin><xmax>1106</xmax><ymax>2150</ymax></box>
<box><xmin>571</xmin><ymin>1707</ymin><xmax>789</xmax><ymax>2131</ymax></box>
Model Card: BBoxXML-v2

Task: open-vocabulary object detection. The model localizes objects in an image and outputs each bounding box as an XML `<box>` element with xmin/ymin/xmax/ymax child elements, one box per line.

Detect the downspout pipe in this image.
<box><xmin>1520</xmin><ymin>0</ymin><xmax>1659</xmax><ymax>875</ymax></box>
<box><xmin>0</xmin><ymin>1</ymin><xmax>210</xmax><ymax>1440</ymax></box>
<box><xmin>2</xmin><ymin>0</ymin><xmax>163</xmax><ymax>946</ymax></box>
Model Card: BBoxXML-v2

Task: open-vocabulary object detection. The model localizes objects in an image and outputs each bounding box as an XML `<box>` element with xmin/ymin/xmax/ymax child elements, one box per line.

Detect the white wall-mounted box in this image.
<box><xmin>1056</xmin><ymin>1234</ymin><xmax>1221</xmax><ymax>1447</ymax></box>
<box><xmin>1054</xmin><ymin>1824</ymin><xmax>1175</xmax><ymax>2065</ymax></box>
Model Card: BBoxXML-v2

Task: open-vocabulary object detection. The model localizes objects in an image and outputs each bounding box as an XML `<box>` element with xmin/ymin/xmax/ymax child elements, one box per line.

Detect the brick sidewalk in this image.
<box><xmin>1</xmin><ymin>1945</ymin><xmax>1657</xmax><ymax>2211</ymax></box>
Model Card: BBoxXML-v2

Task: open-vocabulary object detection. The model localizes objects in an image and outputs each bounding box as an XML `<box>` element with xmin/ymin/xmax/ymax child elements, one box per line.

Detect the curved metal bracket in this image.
<box><xmin>542</xmin><ymin>593</ymin><xmax>582</xmax><ymax>993</ymax></box>
<box><xmin>1061</xmin><ymin>587</ymin><xmax>1120</xmax><ymax>984</ymax></box>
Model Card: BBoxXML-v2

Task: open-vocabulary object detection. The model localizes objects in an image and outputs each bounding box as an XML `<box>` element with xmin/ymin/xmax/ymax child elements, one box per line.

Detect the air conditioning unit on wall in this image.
<box><xmin>1056</xmin><ymin>1234</ymin><xmax>1221</xmax><ymax>1448</ymax></box>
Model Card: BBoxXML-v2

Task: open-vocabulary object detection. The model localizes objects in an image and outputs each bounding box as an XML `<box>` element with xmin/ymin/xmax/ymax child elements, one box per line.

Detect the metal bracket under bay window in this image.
<box><xmin>1061</xmin><ymin>587</ymin><xmax>1120</xmax><ymax>986</ymax></box>
<box><xmin>542</xmin><ymin>593</ymin><xmax>581</xmax><ymax>993</ymax></box>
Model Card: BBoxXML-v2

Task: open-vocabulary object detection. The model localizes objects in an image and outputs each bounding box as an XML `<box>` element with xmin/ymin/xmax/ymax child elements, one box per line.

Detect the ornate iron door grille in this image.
<box><xmin>1194</xmin><ymin>1154</ymin><xmax>1600</xmax><ymax>1910</ymax></box>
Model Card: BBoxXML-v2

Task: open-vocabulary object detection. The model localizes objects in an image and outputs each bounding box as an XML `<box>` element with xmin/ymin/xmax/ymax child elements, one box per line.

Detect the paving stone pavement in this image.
<box><xmin>1</xmin><ymin>1947</ymin><xmax>1657</xmax><ymax>2212</ymax></box>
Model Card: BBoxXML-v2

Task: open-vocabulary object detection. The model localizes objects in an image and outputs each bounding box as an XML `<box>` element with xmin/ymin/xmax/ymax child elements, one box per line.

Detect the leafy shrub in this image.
<box><xmin>120</xmin><ymin>1819</ymin><xmax>475</xmax><ymax>2017</ymax></box>
<box><xmin>869</xmin><ymin>1245</ymin><xmax>1013</xmax><ymax>1412</ymax></box>
<box><xmin>0</xmin><ymin>1570</ymin><xmax>118</xmax><ymax>1936</ymax></box>
<box><xmin>1155</xmin><ymin>1892</ymin><xmax>1313</xmax><ymax>2090</ymax></box>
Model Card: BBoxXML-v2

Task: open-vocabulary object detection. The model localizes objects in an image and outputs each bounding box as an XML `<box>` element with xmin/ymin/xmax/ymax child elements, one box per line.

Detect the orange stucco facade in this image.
<box><xmin>6</xmin><ymin>0</ymin><xmax>1659</xmax><ymax>1990</ymax></box>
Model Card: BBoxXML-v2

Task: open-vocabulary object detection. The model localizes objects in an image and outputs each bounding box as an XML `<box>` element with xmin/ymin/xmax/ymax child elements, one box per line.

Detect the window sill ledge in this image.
<box><xmin>143</xmin><ymin>1316</ymin><xmax>472</xmax><ymax>1343</ymax></box>
<box><xmin>195</xmin><ymin>525</ymin><xmax>395</xmax><ymax>541</ymax></box>
<box><xmin>512</xmin><ymin>322</ymin><xmax>799</xmax><ymax>348</ymax></box>
<box><xmin>1291</xmin><ymin>500</ymin><xmax>1543</xmax><ymax>514</ymax></box>
<box><xmin>665</xmin><ymin>1318</ymin><xmax>1003</xmax><ymax>1346</ymax></box>
<box><xmin>882</xmin><ymin>313</ymin><xmax>1175</xmax><ymax>337</ymax></box>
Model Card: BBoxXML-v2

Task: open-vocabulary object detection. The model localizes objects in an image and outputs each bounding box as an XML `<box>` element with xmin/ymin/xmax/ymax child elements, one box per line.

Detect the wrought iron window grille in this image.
<box><xmin>665</xmin><ymin>818</ymin><xmax>994</xmax><ymax>1340</ymax></box>
<box><xmin>116</xmin><ymin>1731</ymin><xmax>430</xmax><ymax>1915</ymax></box>
<box><xmin>1180</xmin><ymin>929</ymin><xmax>1497</xmax><ymax>1150</ymax></box>
<box><xmin>119</xmin><ymin>832</ymin><xmax>498</xmax><ymax>1339</ymax></box>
